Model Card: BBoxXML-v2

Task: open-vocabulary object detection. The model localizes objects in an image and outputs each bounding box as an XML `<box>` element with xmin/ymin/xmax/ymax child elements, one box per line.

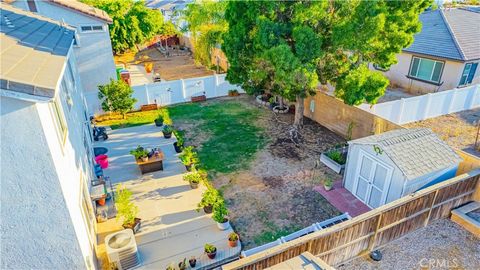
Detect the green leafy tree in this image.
<box><xmin>98</xmin><ymin>79</ymin><xmax>137</xmax><ymax>118</ymax></box>
<box><xmin>223</xmin><ymin>0</ymin><xmax>430</xmax><ymax>127</ymax></box>
<box><xmin>82</xmin><ymin>0</ymin><xmax>177</xmax><ymax>54</ymax></box>
<box><xmin>182</xmin><ymin>0</ymin><xmax>227</xmax><ymax>66</ymax></box>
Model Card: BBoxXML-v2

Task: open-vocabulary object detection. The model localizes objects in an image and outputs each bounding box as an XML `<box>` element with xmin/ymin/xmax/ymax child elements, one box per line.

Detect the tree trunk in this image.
<box><xmin>279</xmin><ymin>97</ymin><xmax>284</xmax><ymax>108</ymax></box>
<box><xmin>294</xmin><ymin>95</ymin><xmax>304</xmax><ymax>128</ymax></box>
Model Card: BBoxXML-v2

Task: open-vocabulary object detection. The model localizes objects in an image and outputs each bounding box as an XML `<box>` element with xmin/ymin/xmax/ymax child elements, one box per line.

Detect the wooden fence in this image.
<box><xmin>222</xmin><ymin>169</ymin><xmax>480</xmax><ymax>270</ymax></box>
<box><xmin>303</xmin><ymin>91</ymin><xmax>402</xmax><ymax>140</ymax></box>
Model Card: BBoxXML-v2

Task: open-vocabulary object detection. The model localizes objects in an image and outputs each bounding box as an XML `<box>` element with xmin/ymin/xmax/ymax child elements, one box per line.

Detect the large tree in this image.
<box><xmin>83</xmin><ymin>0</ymin><xmax>177</xmax><ymax>54</ymax></box>
<box><xmin>223</xmin><ymin>0</ymin><xmax>431</xmax><ymax>127</ymax></box>
<box><xmin>98</xmin><ymin>79</ymin><xmax>137</xmax><ymax>118</ymax></box>
<box><xmin>181</xmin><ymin>0</ymin><xmax>227</xmax><ymax>66</ymax></box>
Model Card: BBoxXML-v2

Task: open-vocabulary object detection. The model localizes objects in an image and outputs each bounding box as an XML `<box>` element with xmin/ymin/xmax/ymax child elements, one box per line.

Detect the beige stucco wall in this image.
<box><xmin>374</xmin><ymin>52</ymin><xmax>479</xmax><ymax>94</ymax></box>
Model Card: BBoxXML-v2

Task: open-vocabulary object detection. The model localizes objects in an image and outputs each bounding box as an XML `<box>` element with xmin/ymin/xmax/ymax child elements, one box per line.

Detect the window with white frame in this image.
<box><xmin>80</xmin><ymin>25</ymin><xmax>104</xmax><ymax>33</ymax></box>
<box><xmin>408</xmin><ymin>56</ymin><xmax>444</xmax><ymax>84</ymax></box>
<box><xmin>459</xmin><ymin>62</ymin><xmax>478</xmax><ymax>86</ymax></box>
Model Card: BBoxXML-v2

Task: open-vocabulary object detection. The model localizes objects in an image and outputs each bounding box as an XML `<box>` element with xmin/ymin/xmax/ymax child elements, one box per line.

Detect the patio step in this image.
<box><xmin>135</xmin><ymin>214</ymin><xmax>214</xmax><ymax>245</ymax></box>
<box><xmin>135</xmin><ymin>223</ymin><xmax>241</xmax><ymax>270</ymax></box>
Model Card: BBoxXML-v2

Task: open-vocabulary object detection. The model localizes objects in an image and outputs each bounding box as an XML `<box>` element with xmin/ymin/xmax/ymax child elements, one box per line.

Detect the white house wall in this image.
<box><xmin>12</xmin><ymin>0</ymin><xmax>117</xmax><ymax>115</ymax></box>
<box><xmin>0</xmin><ymin>96</ymin><xmax>86</xmax><ymax>269</ymax></box>
<box><xmin>36</xmin><ymin>53</ymin><xmax>97</xmax><ymax>269</ymax></box>
<box><xmin>373</xmin><ymin>52</ymin><xmax>479</xmax><ymax>94</ymax></box>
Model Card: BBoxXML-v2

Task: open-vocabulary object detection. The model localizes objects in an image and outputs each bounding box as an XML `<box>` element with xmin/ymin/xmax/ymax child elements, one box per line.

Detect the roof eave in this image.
<box><xmin>401</xmin><ymin>49</ymin><xmax>466</xmax><ymax>62</ymax></box>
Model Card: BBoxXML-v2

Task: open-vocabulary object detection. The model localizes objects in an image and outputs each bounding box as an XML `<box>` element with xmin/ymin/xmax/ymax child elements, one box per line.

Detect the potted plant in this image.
<box><xmin>163</xmin><ymin>125</ymin><xmax>173</xmax><ymax>138</ymax></box>
<box><xmin>130</xmin><ymin>145</ymin><xmax>149</xmax><ymax>162</ymax></box>
<box><xmin>178</xmin><ymin>258</ymin><xmax>187</xmax><ymax>270</ymax></box>
<box><xmin>197</xmin><ymin>188</ymin><xmax>219</xmax><ymax>214</ymax></box>
<box><xmin>204</xmin><ymin>243</ymin><xmax>217</xmax><ymax>259</ymax></box>
<box><xmin>228</xmin><ymin>232</ymin><xmax>239</xmax><ymax>247</ymax></box>
<box><xmin>183</xmin><ymin>171</ymin><xmax>203</xmax><ymax>189</ymax></box>
<box><xmin>189</xmin><ymin>257</ymin><xmax>196</xmax><ymax>268</ymax></box>
<box><xmin>116</xmin><ymin>185</ymin><xmax>141</xmax><ymax>233</ymax></box>
<box><xmin>212</xmin><ymin>200</ymin><xmax>230</xmax><ymax>230</ymax></box>
<box><xmin>179</xmin><ymin>146</ymin><xmax>199</xmax><ymax>171</ymax></box>
<box><xmin>324</xmin><ymin>177</ymin><xmax>334</xmax><ymax>191</ymax></box>
<box><xmin>320</xmin><ymin>146</ymin><xmax>348</xmax><ymax>174</ymax></box>
<box><xmin>166</xmin><ymin>263</ymin><xmax>175</xmax><ymax>270</ymax></box>
<box><xmin>173</xmin><ymin>130</ymin><xmax>184</xmax><ymax>153</ymax></box>
<box><xmin>154</xmin><ymin>115</ymin><xmax>164</xmax><ymax>127</ymax></box>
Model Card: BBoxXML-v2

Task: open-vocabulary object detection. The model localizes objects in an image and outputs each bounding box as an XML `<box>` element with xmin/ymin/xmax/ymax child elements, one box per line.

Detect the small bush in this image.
<box><xmin>183</xmin><ymin>171</ymin><xmax>204</xmax><ymax>184</ymax></box>
<box><xmin>179</xmin><ymin>146</ymin><xmax>199</xmax><ymax>165</ymax></box>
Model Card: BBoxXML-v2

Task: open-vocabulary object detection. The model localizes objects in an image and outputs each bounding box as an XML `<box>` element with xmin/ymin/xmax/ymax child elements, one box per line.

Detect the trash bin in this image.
<box><xmin>95</xmin><ymin>154</ymin><xmax>109</xmax><ymax>169</ymax></box>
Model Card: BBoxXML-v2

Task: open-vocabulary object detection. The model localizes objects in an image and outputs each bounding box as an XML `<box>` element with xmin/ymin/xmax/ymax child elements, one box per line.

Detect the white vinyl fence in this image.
<box><xmin>358</xmin><ymin>84</ymin><xmax>480</xmax><ymax>124</ymax></box>
<box><xmin>131</xmin><ymin>74</ymin><xmax>243</xmax><ymax>109</ymax></box>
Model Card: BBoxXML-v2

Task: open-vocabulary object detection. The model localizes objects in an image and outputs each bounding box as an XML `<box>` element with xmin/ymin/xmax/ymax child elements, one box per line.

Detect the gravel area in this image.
<box><xmin>404</xmin><ymin>108</ymin><xmax>480</xmax><ymax>157</ymax></box>
<box><xmin>337</xmin><ymin>219</ymin><xmax>480</xmax><ymax>270</ymax></box>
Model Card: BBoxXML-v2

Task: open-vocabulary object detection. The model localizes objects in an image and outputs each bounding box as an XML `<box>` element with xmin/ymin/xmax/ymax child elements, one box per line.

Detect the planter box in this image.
<box><xmin>320</xmin><ymin>147</ymin><xmax>347</xmax><ymax>174</ymax></box>
<box><xmin>191</xmin><ymin>95</ymin><xmax>206</xmax><ymax>103</ymax></box>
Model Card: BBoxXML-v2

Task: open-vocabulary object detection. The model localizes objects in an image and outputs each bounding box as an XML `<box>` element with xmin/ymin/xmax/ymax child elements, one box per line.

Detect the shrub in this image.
<box><xmin>183</xmin><ymin>171</ymin><xmax>203</xmax><ymax>184</ymax></box>
<box><xmin>98</xmin><ymin>79</ymin><xmax>137</xmax><ymax>118</ymax></box>
<box><xmin>173</xmin><ymin>130</ymin><xmax>185</xmax><ymax>147</ymax></box>
<box><xmin>197</xmin><ymin>188</ymin><xmax>220</xmax><ymax>210</ymax></box>
<box><xmin>212</xmin><ymin>199</ymin><xmax>228</xmax><ymax>223</ymax></box>
<box><xmin>130</xmin><ymin>145</ymin><xmax>149</xmax><ymax>159</ymax></box>
<box><xmin>163</xmin><ymin>125</ymin><xmax>173</xmax><ymax>134</ymax></box>
<box><xmin>326</xmin><ymin>150</ymin><xmax>346</xmax><ymax>165</ymax></box>
<box><xmin>116</xmin><ymin>185</ymin><xmax>138</xmax><ymax>226</ymax></box>
<box><xmin>228</xmin><ymin>232</ymin><xmax>239</xmax><ymax>241</ymax></box>
<box><xmin>179</xmin><ymin>146</ymin><xmax>199</xmax><ymax>165</ymax></box>
<box><xmin>324</xmin><ymin>177</ymin><xmax>333</xmax><ymax>188</ymax></box>
<box><xmin>204</xmin><ymin>243</ymin><xmax>216</xmax><ymax>253</ymax></box>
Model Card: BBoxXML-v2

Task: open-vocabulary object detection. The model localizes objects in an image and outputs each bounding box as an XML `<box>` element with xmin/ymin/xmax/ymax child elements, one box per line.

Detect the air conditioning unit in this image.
<box><xmin>105</xmin><ymin>229</ymin><xmax>140</xmax><ymax>270</ymax></box>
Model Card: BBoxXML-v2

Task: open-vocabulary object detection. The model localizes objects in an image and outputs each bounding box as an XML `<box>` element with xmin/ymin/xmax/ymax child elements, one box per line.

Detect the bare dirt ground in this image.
<box><xmin>338</xmin><ymin>219</ymin><xmax>480</xmax><ymax>270</ymax></box>
<box><xmin>115</xmin><ymin>47</ymin><xmax>214</xmax><ymax>81</ymax></box>
<box><xmin>173</xmin><ymin>96</ymin><xmax>345</xmax><ymax>249</ymax></box>
<box><xmin>404</xmin><ymin>108</ymin><xmax>480</xmax><ymax>157</ymax></box>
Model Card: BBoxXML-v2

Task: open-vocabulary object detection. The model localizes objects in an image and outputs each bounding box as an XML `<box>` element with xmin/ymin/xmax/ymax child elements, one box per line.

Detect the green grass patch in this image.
<box><xmin>95</xmin><ymin>109</ymin><xmax>171</xmax><ymax>130</ymax></box>
<box><xmin>167</xmin><ymin>101</ymin><xmax>267</xmax><ymax>174</ymax></box>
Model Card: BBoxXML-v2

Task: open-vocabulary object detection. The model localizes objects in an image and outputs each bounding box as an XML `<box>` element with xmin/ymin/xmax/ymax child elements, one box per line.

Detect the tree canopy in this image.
<box><xmin>222</xmin><ymin>0</ymin><xmax>431</xmax><ymax>126</ymax></box>
<box><xmin>98</xmin><ymin>79</ymin><xmax>137</xmax><ymax>118</ymax></box>
<box><xmin>181</xmin><ymin>0</ymin><xmax>227</xmax><ymax>66</ymax></box>
<box><xmin>83</xmin><ymin>0</ymin><xmax>177</xmax><ymax>54</ymax></box>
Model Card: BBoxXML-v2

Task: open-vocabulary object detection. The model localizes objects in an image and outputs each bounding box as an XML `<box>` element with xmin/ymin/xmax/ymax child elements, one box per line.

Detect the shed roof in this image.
<box><xmin>349</xmin><ymin>129</ymin><xmax>462</xmax><ymax>180</ymax></box>
<box><xmin>0</xmin><ymin>5</ymin><xmax>75</xmax><ymax>99</ymax></box>
<box><xmin>404</xmin><ymin>8</ymin><xmax>480</xmax><ymax>61</ymax></box>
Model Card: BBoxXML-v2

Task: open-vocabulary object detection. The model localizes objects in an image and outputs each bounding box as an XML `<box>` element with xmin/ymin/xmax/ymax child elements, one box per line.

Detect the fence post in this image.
<box><xmin>422</xmin><ymin>93</ymin><xmax>432</xmax><ymax>120</ymax></box>
<box><xmin>180</xmin><ymin>79</ymin><xmax>186</xmax><ymax>101</ymax></box>
<box><xmin>396</xmin><ymin>98</ymin><xmax>405</xmax><ymax>124</ymax></box>
<box><xmin>447</xmin><ymin>89</ymin><xmax>457</xmax><ymax>114</ymax></box>
<box><xmin>466</xmin><ymin>85</ymin><xmax>479</xmax><ymax>109</ymax></box>
<box><xmin>214</xmin><ymin>74</ymin><xmax>220</xmax><ymax>97</ymax></box>
<box><xmin>144</xmin><ymin>84</ymin><xmax>150</xmax><ymax>104</ymax></box>
<box><xmin>367</xmin><ymin>213</ymin><xmax>383</xmax><ymax>252</ymax></box>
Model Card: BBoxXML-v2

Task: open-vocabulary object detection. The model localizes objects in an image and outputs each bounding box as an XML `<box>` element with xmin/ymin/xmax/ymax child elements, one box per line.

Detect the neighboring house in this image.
<box><xmin>343</xmin><ymin>128</ymin><xmax>462</xmax><ymax>209</ymax></box>
<box><xmin>372</xmin><ymin>8</ymin><xmax>480</xmax><ymax>94</ymax></box>
<box><xmin>10</xmin><ymin>0</ymin><xmax>117</xmax><ymax>114</ymax></box>
<box><xmin>1</xmin><ymin>5</ymin><xmax>97</xmax><ymax>269</ymax></box>
<box><xmin>146</xmin><ymin>0</ymin><xmax>192</xmax><ymax>27</ymax></box>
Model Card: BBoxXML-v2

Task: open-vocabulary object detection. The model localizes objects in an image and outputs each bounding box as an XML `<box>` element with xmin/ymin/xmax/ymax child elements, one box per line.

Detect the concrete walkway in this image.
<box><xmin>95</xmin><ymin>124</ymin><xmax>240</xmax><ymax>269</ymax></box>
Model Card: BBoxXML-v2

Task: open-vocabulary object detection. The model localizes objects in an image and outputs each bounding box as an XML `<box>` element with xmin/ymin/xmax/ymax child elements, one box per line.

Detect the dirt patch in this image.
<box><xmin>173</xmin><ymin>95</ymin><xmax>345</xmax><ymax>249</ymax></box>
<box><xmin>404</xmin><ymin>108</ymin><xmax>480</xmax><ymax>157</ymax></box>
<box><xmin>115</xmin><ymin>47</ymin><xmax>214</xmax><ymax>80</ymax></box>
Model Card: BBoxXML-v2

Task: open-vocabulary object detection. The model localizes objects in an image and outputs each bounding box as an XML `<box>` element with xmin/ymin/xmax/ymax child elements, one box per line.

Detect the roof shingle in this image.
<box><xmin>350</xmin><ymin>128</ymin><xmax>463</xmax><ymax>180</ymax></box>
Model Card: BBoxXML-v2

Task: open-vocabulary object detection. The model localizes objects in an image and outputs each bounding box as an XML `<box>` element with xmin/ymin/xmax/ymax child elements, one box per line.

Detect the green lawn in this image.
<box><xmin>167</xmin><ymin>101</ymin><xmax>267</xmax><ymax>174</ymax></box>
<box><xmin>95</xmin><ymin>109</ymin><xmax>171</xmax><ymax>130</ymax></box>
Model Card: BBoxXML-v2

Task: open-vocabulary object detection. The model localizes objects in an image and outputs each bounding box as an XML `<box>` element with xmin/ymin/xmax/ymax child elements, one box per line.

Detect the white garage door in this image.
<box><xmin>353</xmin><ymin>151</ymin><xmax>393</xmax><ymax>208</ymax></box>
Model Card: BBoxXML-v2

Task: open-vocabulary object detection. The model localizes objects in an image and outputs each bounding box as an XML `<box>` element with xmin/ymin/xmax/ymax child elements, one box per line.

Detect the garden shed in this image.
<box><xmin>343</xmin><ymin>128</ymin><xmax>462</xmax><ymax>209</ymax></box>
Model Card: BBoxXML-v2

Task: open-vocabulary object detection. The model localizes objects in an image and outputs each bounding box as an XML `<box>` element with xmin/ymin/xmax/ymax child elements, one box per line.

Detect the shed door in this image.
<box><xmin>354</xmin><ymin>151</ymin><xmax>393</xmax><ymax>208</ymax></box>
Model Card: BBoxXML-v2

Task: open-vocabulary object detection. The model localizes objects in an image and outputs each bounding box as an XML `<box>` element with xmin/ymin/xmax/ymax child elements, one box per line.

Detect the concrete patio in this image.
<box><xmin>94</xmin><ymin>124</ymin><xmax>241</xmax><ymax>269</ymax></box>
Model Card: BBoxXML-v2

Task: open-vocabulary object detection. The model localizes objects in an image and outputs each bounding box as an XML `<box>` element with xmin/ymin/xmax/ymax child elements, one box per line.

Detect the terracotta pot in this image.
<box><xmin>228</xmin><ymin>239</ymin><xmax>238</xmax><ymax>248</ymax></box>
<box><xmin>98</xmin><ymin>198</ymin><xmax>106</xmax><ymax>206</ymax></box>
<box><xmin>190</xmin><ymin>181</ymin><xmax>199</xmax><ymax>189</ymax></box>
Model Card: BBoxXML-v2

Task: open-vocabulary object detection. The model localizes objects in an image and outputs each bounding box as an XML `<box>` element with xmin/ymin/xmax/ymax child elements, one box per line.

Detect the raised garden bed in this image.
<box><xmin>192</xmin><ymin>94</ymin><xmax>207</xmax><ymax>103</ymax></box>
<box><xmin>320</xmin><ymin>146</ymin><xmax>348</xmax><ymax>174</ymax></box>
<box><xmin>141</xmin><ymin>104</ymin><xmax>158</xmax><ymax>111</ymax></box>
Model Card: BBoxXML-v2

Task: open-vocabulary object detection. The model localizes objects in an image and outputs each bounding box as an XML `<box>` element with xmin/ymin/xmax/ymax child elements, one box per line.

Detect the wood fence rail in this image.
<box><xmin>222</xmin><ymin>169</ymin><xmax>480</xmax><ymax>270</ymax></box>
